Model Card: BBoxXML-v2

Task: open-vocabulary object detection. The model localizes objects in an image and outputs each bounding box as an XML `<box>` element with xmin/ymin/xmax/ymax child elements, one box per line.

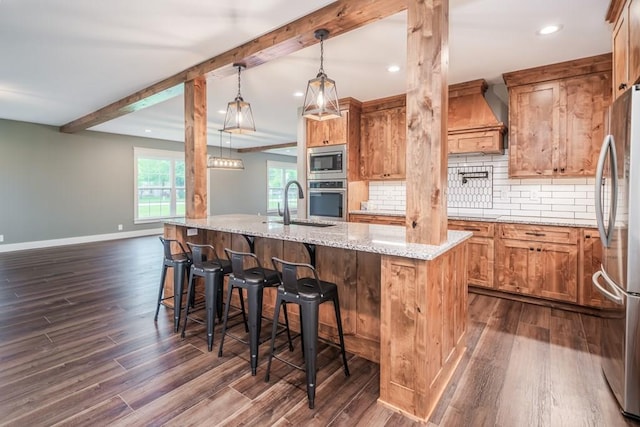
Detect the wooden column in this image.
<box><xmin>405</xmin><ymin>0</ymin><xmax>449</xmax><ymax>245</ymax></box>
<box><xmin>184</xmin><ymin>76</ymin><xmax>208</xmax><ymax>219</ymax></box>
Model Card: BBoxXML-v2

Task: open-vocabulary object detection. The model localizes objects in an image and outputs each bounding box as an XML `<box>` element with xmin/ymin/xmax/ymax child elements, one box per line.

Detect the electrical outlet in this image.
<box><xmin>187</xmin><ymin>228</ymin><xmax>198</xmax><ymax>236</ymax></box>
<box><xmin>0</xmin><ymin>234</ymin><xmax>3</xmax><ymax>243</ymax></box>
<box><xmin>118</xmin><ymin>224</ymin><xmax>123</xmax><ymax>231</ymax></box>
<box><xmin>530</xmin><ymin>190</ymin><xmax>539</xmax><ymax>201</ymax></box>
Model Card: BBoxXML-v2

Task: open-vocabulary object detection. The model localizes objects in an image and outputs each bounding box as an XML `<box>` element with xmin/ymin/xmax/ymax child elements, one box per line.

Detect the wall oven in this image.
<box><xmin>307</xmin><ymin>144</ymin><xmax>347</xmax><ymax>180</ymax></box>
<box><xmin>307</xmin><ymin>180</ymin><xmax>347</xmax><ymax>221</ymax></box>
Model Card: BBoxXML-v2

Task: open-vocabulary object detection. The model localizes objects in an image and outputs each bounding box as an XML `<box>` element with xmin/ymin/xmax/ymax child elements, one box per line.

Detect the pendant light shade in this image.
<box><xmin>302</xmin><ymin>29</ymin><xmax>341</xmax><ymax>121</ymax></box>
<box><xmin>223</xmin><ymin>63</ymin><xmax>256</xmax><ymax>134</ymax></box>
<box><xmin>208</xmin><ymin>130</ymin><xmax>245</xmax><ymax>170</ymax></box>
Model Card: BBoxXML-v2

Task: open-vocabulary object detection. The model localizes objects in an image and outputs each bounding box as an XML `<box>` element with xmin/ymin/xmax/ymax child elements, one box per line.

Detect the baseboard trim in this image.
<box><xmin>0</xmin><ymin>228</ymin><xmax>163</xmax><ymax>253</ymax></box>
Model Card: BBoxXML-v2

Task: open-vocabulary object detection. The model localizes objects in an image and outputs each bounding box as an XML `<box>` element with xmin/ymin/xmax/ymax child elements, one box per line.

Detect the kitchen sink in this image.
<box><xmin>263</xmin><ymin>220</ymin><xmax>335</xmax><ymax>228</ymax></box>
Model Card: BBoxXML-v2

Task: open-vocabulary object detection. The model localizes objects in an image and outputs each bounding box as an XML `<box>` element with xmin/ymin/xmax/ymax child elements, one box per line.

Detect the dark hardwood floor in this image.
<box><xmin>0</xmin><ymin>236</ymin><xmax>636</xmax><ymax>426</ymax></box>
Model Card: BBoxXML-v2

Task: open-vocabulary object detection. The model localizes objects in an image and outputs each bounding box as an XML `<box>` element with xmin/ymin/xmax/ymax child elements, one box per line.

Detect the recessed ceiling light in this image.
<box><xmin>387</xmin><ymin>64</ymin><xmax>401</xmax><ymax>73</ymax></box>
<box><xmin>537</xmin><ymin>24</ymin><xmax>562</xmax><ymax>35</ymax></box>
<box><xmin>217</xmin><ymin>109</ymin><xmax>226</xmax><ymax>114</ymax></box>
<box><xmin>293</xmin><ymin>91</ymin><xmax>304</xmax><ymax>97</ymax></box>
<box><xmin>144</xmin><ymin>129</ymin><xmax>152</xmax><ymax>133</ymax></box>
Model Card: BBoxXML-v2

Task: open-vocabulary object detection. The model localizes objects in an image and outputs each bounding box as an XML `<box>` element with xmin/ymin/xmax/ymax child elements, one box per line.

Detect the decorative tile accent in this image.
<box><xmin>447</xmin><ymin>165</ymin><xmax>493</xmax><ymax>209</ymax></box>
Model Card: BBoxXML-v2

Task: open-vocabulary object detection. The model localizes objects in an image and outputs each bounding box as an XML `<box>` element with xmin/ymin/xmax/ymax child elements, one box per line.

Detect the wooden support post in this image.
<box><xmin>405</xmin><ymin>0</ymin><xmax>449</xmax><ymax>245</ymax></box>
<box><xmin>184</xmin><ymin>76</ymin><xmax>208</xmax><ymax>219</ymax></box>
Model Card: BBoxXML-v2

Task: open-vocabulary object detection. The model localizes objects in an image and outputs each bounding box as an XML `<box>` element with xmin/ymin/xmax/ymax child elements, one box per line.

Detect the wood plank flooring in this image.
<box><xmin>0</xmin><ymin>236</ymin><xmax>637</xmax><ymax>426</ymax></box>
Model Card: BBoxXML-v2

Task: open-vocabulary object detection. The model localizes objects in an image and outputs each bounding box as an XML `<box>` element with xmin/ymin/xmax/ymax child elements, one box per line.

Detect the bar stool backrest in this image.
<box><xmin>224</xmin><ymin>248</ymin><xmax>267</xmax><ymax>281</ymax></box>
<box><xmin>187</xmin><ymin>243</ymin><xmax>222</xmax><ymax>269</ymax></box>
<box><xmin>271</xmin><ymin>257</ymin><xmax>326</xmax><ymax>296</ymax></box>
<box><xmin>159</xmin><ymin>237</ymin><xmax>189</xmax><ymax>262</ymax></box>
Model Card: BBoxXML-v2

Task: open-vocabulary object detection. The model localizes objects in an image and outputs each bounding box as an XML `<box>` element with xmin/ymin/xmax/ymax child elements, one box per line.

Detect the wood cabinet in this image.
<box><xmin>503</xmin><ymin>54</ymin><xmax>612</xmax><ymax>178</ymax></box>
<box><xmin>608</xmin><ymin>0</ymin><xmax>640</xmax><ymax>99</ymax></box>
<box><xmin>306</xmin><ymin>111</ymin><xmax>348</xmax><ymax>147</ymax></box>
<box><xmin>448</xmin><ymin>220</ymin><xmax>495</xmax><ymax>288</ymax></box>
<box><xmin>496</xmin><ymin>224</ymin><xmax>578</xmax><ymax>303</ymax></box>
<box><xmin>578</xmin><ymin>229</ymin><xmax>617</xmax><ymax>308</ymax></box>
<box><xmin>448</xmin><ymin>128</ymin><xmax>504</xmax><ymax>155</ymax></box>
<box><xmin>349</xmin><ymin>213</ymin><xmax>405</xmax><ymax>226</ymax></box>
<box><xmin>359</xmin><ymin>105</ymin><xmax>406</xmax><ymax>180</ymax></box>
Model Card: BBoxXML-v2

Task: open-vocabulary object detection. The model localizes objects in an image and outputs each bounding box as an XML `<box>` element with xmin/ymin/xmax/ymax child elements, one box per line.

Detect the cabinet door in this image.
<box><xmin>306</xmin><ymin>111</ymin><xmax>348</xmax><ymax>147</ymax></box>
<box><xmin>496</xmin><ymin>239</ymin><xmax>538</xmax><ymax>295</ymax></box>
<box><xmin>509</xmin><ymin>82</ymin><xmax>562</xmax><ymax>177</ymax></box>
<box><xmin>360</xmin><ymin>110</ymin><xmax>387</xmax><ymax>179</ymax></box>
<box><xmin>384</xmin><ymin>107</ymin><xmax>406</xmax><ymax>180</ymax></box>
<box><xmin>538</xmin><ymin>243</ymin><xmax>578</xmax><ymax>303</ymax></box>
<box><xmin>563</xmin><ymin>72</ymin><xmax>611</xmax><ymax>176</ymax></box>
<box><xmin>467</xmin><ymin>236</ymin><xmax>494</xmax><ymax>288</ymax></box>
<box><xmin>630</xmin><ymin>0</ymin><xmax>640</xmax><ymax>85</ymax></box>
<box><xmin>613</xmin><ymin>9</ymin><xmax>630</xmax><ymax>98</ymax></box>
<box><xmin>579</xmin><ymin>230</ymin><xmax>617</xmax><ymax>308</ymax></box>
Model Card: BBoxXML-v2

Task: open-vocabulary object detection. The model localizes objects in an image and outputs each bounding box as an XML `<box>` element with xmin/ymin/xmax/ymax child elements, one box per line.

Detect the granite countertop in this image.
<box><xmin>166</xmin><ymin>214</ymin><xmax>471</xmax><ymax>261</ymax></box>
<box><xmin>349</xmin><ymin>210</ymin><xmax>597</xmax><ymax>228</ymax></box>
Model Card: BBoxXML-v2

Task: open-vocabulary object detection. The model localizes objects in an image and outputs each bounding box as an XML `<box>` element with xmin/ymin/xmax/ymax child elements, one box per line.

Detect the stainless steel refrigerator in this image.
<box><xmin>593</xmin><ymin>84</ymin><xmax>640</xmax><ymax>420</ymax></box>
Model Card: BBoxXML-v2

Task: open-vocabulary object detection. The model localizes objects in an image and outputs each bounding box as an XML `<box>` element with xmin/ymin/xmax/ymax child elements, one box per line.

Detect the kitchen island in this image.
<box><xmin>164</xmin><ymin>214</ymin><xmax>471</xmax><ymax>421</ymax></box>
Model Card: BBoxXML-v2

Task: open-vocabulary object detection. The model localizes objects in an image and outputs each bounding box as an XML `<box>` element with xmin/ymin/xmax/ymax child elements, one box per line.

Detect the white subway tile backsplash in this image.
<box><xmin>367</xmin><ymin>148</ymin><xmax>597</xmax><ymax>221</ymax></box>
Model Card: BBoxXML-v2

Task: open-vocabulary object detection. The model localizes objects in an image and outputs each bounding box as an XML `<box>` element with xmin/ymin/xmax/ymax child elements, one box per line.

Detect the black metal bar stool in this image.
<box><xmin>180</xmin><ymin>243</ymin><xmax>248</xmax><ymax>351</ymax></box>
<box><xmin>155</xmin><ymin>237</ymin><xmax>192</xmax><ymax>332</ymax></box>
<box><xmin>218</xmin><ymin>248</ymin><xmax>293</xmax><ymax>376</ymax></box>
<box><xmin>266</xmin><ymin>257</ymin><xmax>350</xmax><ymax>409</ymax></box>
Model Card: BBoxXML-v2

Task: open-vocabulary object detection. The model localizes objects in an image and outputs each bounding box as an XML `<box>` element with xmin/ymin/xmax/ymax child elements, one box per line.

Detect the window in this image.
<box><xmin>134</xmin><ymin>148</ymin><xmax>185</xmax><ymax>222</ymax></box>
<box><xmin>267</xmin><ymin>161</ymin><xmax>298</xmax><ymax>214</ymax></box>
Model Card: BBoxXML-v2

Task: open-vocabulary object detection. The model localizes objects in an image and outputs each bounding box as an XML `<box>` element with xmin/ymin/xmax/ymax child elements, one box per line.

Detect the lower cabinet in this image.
<box><xmin>448</xmin><ymin>220</ymin><xmax>495</xmax><ymax>288</ymax></box>
<box><xmin>578</xmin><ymin>229</ymin><xmax>616</xmax><ymax>308</ymax></box>
<box><xmin>495</xmin><ymin>224</ymin><xmax>578</xmax><ymax>303</ymax></box>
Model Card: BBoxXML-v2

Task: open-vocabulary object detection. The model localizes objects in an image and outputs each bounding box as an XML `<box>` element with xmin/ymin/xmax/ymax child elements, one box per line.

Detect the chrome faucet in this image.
<box><xmin>280</xmin><ymin>180</ymin><xmax>304</xmax><ymax>225</ymax></box>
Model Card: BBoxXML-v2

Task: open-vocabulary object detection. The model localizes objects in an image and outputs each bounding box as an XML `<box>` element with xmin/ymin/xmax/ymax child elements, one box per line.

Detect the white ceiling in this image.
<box><xmin>0</xmin><ymin>0</ymin><xmax>612</xmax><ymax>156</ymax></box>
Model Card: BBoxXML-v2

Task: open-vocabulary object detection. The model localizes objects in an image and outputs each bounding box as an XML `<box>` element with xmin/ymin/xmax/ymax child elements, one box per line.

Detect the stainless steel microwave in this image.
<box><xmin>307</xmin><ymin>144</ymin><xmax>346</xmax><ymax>180</ymax></box>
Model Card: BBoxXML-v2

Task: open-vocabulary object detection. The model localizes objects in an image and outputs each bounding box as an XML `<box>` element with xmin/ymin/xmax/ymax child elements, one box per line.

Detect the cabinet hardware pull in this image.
<box><xmin>530</xmin><ymin>247</ymin><xmax>534</xmax><ymax>251</ymax></box>
<box><xmin>536</xmin><ymin>248</ymin><xmax>541</xmax><ymax>252</ymax></box>
<box><xmin>585</xmin><ymin>235</ymin><xmax>591</xmax><ymax>239</ymax></box>
<box><xmin>619</xmin><ymin>83</ymin><xmax>628</xmax><ymax>90</ymax></box>
<box><xmin>553</xmin><ymin>168</ymin><xmax>558</xmax><ymax>172</ymax></box>
<box><xmin>464</xmin><ymin>227</ymin><xmax>482</xmax><ymax>231</ymax></box>
<box><xmin>525</xmin><ymin>232</ymin><xmax>545</xmax><ymax>237</ymax></box>
<box><xmin>560</xmin><ymin>167</ymin><xmax>565</xmax><ymax>173</ymax></box>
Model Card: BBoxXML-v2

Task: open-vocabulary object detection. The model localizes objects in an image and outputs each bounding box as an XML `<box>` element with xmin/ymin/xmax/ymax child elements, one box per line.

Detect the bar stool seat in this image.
<box><xmin>155</xmin><ymin>237</ymin><xmax>192</xmax><ymax>332</ymax></box>
<box><xmin>180</xmin><ymin>243</ymin><xmax>248</xmax><ymax>351</ymax></box>
<box><xmin>218</xmin><ymin>248</ymin><xmax>293</xmax><ymax>376</ymax></box>
<box><xmin>265</xmin><ymin>257</ymin><xmax>350</xmax><ymax>409</ymax></box>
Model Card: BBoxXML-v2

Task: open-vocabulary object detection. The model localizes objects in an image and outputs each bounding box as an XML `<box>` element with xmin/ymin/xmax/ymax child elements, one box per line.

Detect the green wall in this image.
<box><xmin>0</xmin><ymin>119</ymin><xmax>295</xmax><ymax>246</ymax></box>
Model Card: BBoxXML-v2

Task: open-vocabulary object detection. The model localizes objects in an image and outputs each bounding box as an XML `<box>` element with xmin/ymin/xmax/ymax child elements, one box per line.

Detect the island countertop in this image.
<box><xmin>166</xmin><ymin>214</ymin><xmax>471</xmax><ymax>261</ymax></box>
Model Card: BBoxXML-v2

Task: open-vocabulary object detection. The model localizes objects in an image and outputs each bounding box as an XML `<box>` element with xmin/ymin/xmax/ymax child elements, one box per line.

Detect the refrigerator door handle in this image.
<box><xmin>592</xmin><ymin>269</ymin><xmax>623</xmax><ymax>304</ymax></box>
<box><xmin>594</xmin><ymin>134</ymin><xmax>618</xmax><ymax>247</ymax></box>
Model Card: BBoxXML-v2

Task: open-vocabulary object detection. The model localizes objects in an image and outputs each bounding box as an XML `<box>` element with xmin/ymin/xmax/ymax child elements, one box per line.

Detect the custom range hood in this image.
<box><xmin>447</xmin><ymin>79</ymin><xmax>507</xmax><ymax>154</ymax></box>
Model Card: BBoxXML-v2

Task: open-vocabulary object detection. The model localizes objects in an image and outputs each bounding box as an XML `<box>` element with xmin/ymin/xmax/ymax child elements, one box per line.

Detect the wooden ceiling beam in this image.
<box><xmin>59</xmin><ymin>0</ymin><xmax>407</xmax><ymax>134</ymax></box>
<box><xmin>237</xmin><ymin>142</ymin><xmax>297</xmax><ymax>153</ymax></box>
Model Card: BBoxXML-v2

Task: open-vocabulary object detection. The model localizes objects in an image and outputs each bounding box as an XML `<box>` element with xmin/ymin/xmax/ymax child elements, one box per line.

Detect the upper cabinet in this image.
<box><xmin>503</xmin><ymin>54</ymin><xmax>612</xmax><ymax>178</ymax></box>
<box><xmin>608</xmin><ymin>0</ymin><xmax>640</xmax><ymax>99</ymax></box>
<box><xmin>306</xmin><ymin>112</ymin><xmax>348</xmax><ymax>147</ymax></box>
<box><xmin>360</xmin><ymin>95</ymin><xmax>406</xmax><ymax>180</ymax></box>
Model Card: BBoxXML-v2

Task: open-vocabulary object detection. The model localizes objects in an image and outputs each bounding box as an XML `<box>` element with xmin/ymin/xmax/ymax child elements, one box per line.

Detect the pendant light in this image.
<box><xmin>302</xmin><ymin>29</ymin><xmax>341</xmax><ymax>121</ymax></box>
<box><xmin>223</xmin><ymin>63</ymin><xmax>256</xmax><ymax>134</ymax></box>
<box><xmin>207</xmin><ymin>130</ymin><xmax>245</xmax><ymax>170</ymax></box>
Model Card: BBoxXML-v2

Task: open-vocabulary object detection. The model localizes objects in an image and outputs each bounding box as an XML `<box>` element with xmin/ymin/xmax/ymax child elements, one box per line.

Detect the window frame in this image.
<box><xmin>266</xmin><ymin>160</ymin><xmax>298</xmax><ymax>215</ymax></box>
<box><xmin>134</xmin><ymin>147</ymin><xmax>187</xmax><ymax>224</ymax></box>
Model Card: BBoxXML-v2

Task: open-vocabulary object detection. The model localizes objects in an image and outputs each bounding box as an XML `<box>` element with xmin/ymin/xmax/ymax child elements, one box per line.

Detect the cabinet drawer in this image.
<box><xmin>448</xmin><ymin>130</ymin><xmax>504</xmax><ymax>155</ymax></box>
<box><xmin>499</xmin><ymin>224</ymin><xmax>577</xmax><ymax>245</ymax></box>
<box><xmin>448</xmin><ymin>220</ymin><xmax>495</xmax><ymax>237</ymax></box>
<box><xmin>350</xmin><ymin>214</ymin><xmax>405</xmax><ymax>226</ymax></box>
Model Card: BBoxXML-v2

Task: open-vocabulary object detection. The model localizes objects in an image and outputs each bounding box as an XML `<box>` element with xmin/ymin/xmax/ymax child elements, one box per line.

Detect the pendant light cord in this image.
<box><xmin>236</xmin><ymin>66</ymin><xmax>242</xmax><ymax>99</ymax></box>
<box><xmin>319</xmin><ymin>38</ymin><xmax>325</xmax><ymax>74</ymax></box>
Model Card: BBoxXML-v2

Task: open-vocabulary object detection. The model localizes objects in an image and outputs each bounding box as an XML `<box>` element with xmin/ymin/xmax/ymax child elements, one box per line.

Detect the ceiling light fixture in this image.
<box><xmin>302</xmin><ymin>29</ymin><xmax>341</xmax><ymax>121</ymax></box>
<box><xmin>537</xmin><ymin>24</ymin><xmax>562</xmax><ymax>35</ymax></box>
<box><xmin>208</xmin><ymin>130</ymin><xmax>245</xmax><ymax>170</ymax></box>
<box><xmin>293</xmin><ymin>91</ymin><xmax>304</xmax><ymax>97</ymax></box>
<box><xmin>222</xmin><ymin>63</ymin><xmax>256</xmax><ymax>134</ymax></box>
<box><xmin>387</xmin><ymin>64</ymin><xmax>400</xmax><ymax>73</ymax></box>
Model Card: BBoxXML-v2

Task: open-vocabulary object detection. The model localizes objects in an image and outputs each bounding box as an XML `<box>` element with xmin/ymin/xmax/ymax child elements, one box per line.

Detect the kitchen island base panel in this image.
<box><xmin>164</xmin><ymin>220</ymin><xmax>469</xmax><ymax>422</ymax></box>
<box><xmin>379</xmin><ymin>243</ymin><xmax>468</xmax><ymax>422</ymax></box>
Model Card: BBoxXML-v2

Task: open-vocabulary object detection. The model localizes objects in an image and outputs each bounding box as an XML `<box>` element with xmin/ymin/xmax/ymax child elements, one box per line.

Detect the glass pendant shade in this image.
<box><xmin>223</xmin><ymin>63</ymin><xmax>256</xmax><ymax>134</ymax></box>
<box><xmin>302</xmin><ymin>29</ymin><xmax>341</xmax><ymax>121</ymax></box>
<box><xmin>208</xmin><ymin>130</ymin><xmax>245</xmax><ymax>171</ymax></box>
